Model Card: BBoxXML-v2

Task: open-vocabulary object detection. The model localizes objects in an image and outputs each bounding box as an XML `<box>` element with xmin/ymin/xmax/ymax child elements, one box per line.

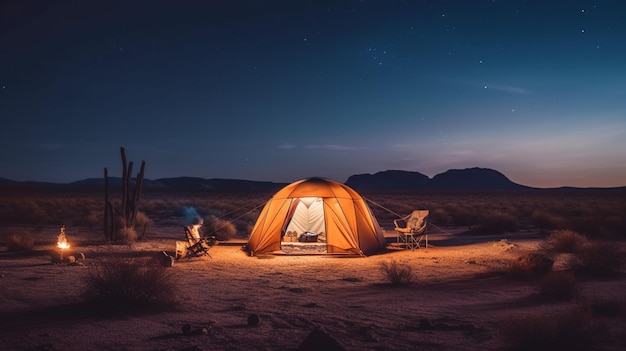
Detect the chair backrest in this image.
<box><xmin>185</xmin><ymin>225</ymin><xmax>202</xmax><ymax>243</ymax></box>
<box><xmin>407</xmin><ymin>210</ymin><xmax>429</xmax><ymax>233</ymax></box>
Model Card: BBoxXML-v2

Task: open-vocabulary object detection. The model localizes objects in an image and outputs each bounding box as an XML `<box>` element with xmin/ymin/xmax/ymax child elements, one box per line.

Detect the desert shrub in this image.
<box><xmin>537</xmin><ymin>271</ymin><xmax>580</xmax><ymax>301</ymax></box>
<box><xmin>444</xmin><ymin>204</ymin><xmax>478</xmax><ymax>227</ymax></box>
<box><xmin>502</xmin><ymin>253</ymin><xmax>554</xmax><ymax>280</ymax></box>
<box><xmin>246</xmin><ymin>223</ymin><xmax>255</xmax><ymax>236</ymax></box>
<box><xmin>476</xmin><ymin>211</ymin><xmax>518</xmax><ymax>234</ymax></box>
<box><xmin>500</xmin><ymin>306</ymin><xmax>597</xmax><ymax>351</ymax></box>
<box><xmin>113</xmin><ymin>216</ymin><xmax>141</xmax><ymax>242</ymax></box>
<box><xmin>135</xmin><ymin>211</ymin><xmax>152</xmax><ymax>240</ymax></box>
<box><xmin>2</xmin><ymin>231</ymin><xmax>35</xmax><ymax>251</ymax></box>
<box><xmin>113</xmin><ymin>216</ymin><xmax>137</xmax><ymax>242</ymax></box>
<box><xmin>602</xmin><ymin>215</ymin><xmax>626</xmax><ymax>238</ymax></box>
<box><xmin>118</xmin><ymin>226</ymin><xmax>138</xmax><ymax>242</ymax></box>
<box><xmin>531</xmin><ymin>210</ymin><xmax>567</xmax><ymax>230</ymax></box>
<box><xmin>205</xmin><ymin>218</ymin><xmax>237</xmax><ymax>241</ymax></box>
<box><xmin>428</xmin><ymin>208</ymin><xmax>450</xmax><ymax>226</ymax></box>
<box><xmin>541</xmin><ymin>230</ymin><xmax>589</xmax><ymax>253</ymax></box>
<box><xmin>83</xmin><ymin>259</ymin><xmax>178</xmax><ymax>313</ymax></box>
<box><xmin>379</xmin><ymin>260</ymin><xmax>415</xmax><ymax>285</ymax></box>
<box><xmin>568</xmin><ymin>242</ymin><xmax>625</xmax><ymax>276</ymax></box>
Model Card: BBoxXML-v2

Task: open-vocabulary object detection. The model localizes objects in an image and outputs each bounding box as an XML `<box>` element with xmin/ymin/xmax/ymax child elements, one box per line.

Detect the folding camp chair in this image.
<box><xmin>394</xmin><ymin>210</ymin><xmax>429</xmax><ymax>251</ymax></box>
<box><xmin>175</xmin><ymin>225</ymin><xmax>217</xmax><ymax>259</ymax></box>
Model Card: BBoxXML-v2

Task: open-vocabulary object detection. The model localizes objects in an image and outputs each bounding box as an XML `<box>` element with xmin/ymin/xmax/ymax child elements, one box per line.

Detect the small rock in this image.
<box><xmin>182</xmin><ymin>323</ymin><xmax>192</xmax><ymax>335</ymax></box>
<box><xmin>298</xmin><ymin>326</ymin><xmax>346</xmax><ymax>351</ymax></box>
<box><xmin>247</xmin><ymin>313</ymin><xmax>260</xmax><ymax>327</ymax></box>
<box><xmin>158</xmin><ymin>251</ymin><xmax>175</xmax><ymax>267</ymax></box>
<box><xmin>419</xmin><ymin>319</ymin><xmax>432</xmax><ymax>330</ymax></box>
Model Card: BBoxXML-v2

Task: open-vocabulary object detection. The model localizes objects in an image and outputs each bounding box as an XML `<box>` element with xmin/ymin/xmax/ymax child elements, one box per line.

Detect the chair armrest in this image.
<box><xmin>393</xmin><ymin>219</ymin><xmax>401</xmax><ymax>228</ymax></box>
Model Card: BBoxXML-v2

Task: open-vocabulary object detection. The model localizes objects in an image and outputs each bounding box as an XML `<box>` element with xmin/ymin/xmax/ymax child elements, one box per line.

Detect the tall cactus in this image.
<box><xmin>103</xmin><ymin>147</ymin><xmax>145</xmax><ymax>242</ymax></box>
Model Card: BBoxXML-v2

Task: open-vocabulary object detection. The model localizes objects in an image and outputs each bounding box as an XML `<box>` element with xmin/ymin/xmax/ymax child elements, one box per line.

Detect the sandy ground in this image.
<box><xmin>1</xmin><ymin>227</ymin><xmax>625</xmax><ymax>350</ymax></box>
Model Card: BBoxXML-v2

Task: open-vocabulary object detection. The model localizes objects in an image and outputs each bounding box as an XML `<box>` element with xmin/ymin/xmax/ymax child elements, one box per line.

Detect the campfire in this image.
<box><xmin>57</xmin><ymin>225</ymin><xmax>70</xmax><ymax>250</ymax></box>
<box><xmin>52</xmin><ymin>225</ymin><xmax>84</xmax><ymax>265</ymax></box>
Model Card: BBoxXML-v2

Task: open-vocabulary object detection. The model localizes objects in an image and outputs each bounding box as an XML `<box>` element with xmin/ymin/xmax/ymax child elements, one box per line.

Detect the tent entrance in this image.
<box><xmin>281</xmin><ymin>197</ymin><xmax>328</xmax><ymax>254</ymax></box>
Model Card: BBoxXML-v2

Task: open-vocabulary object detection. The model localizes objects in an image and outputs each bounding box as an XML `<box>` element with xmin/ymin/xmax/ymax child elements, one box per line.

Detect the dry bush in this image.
<box><xmin>428</xmin><ymin>208</ymin><xmax>450</xmax><ymax>226</ymax></box>
<box><xmin>602</xmin><ymin>215</ymin><xmax>626</xmax><ymax>239</ymax></box>
<box><xmin>246</xmin><ymin>223</ymin><xmax>255</xmax><ymax>236</ymax></box>
<box><xmin>541</xmin><ymin>230</ymin><xmax>589</xmax><ymax>253</ymax></box>
<box><xmin>531</xmin><ymin>210</ymin><xmax>567</xmax><ymax>231</ymax></box>
<box><xmin>83</xmin><ymin>259</ymin><xmax>178</xmax><ymax>313</ymax></box>
<box><xmin>502</xmin><ymin>253</ymin><xmax>554</xmax><ymax>280</ymax></box>
<box><xmin>499</xmin><ymin>306</ymin><xmax>598</xmax><ymax>351</ymax></box>
<box><xmin>114</xmin><ymin>216</ymin><xmax>137</xmax><ymax>242</ymax></box>
<box><xmin>118</xmin><ymin>226</ymin><xmax>138</xmax><ymax>242</ymax></box>
<box><xmin>476</xmin><ymin>211</ymin><xmax>518</xmax><ymax>234</ymax></box>
<box><xmin>380</xmin><ymin>260</ymin><xmax>415</xmax><ymax>285</ymax></box>
<box><xmin>135</xmin><ymin>211</ymin><xmax>152</xmax><ymax>240</ymax></box>
<box><xmin>568</xmin><ymin>241</ymin><xmax>625</xmax><ymax>277</ymax></box>
<box><xmin>2</xmin><ymin>231</ymin><xmax>35</xmax><ymax>251</ymax></box>
<box><xmin>537</xmin><ymin>270</ymin><xmax>580</xmax><ymax>301</ymax></box>
<box><xmin>205</xmin><ymin>217</ymin><xmax>237</xmax><ymax>241</ymax></box>
<box><xmin>444</xmin><ymin>204</ymin><xmax>478</xmax><ymax>227</ymax></box>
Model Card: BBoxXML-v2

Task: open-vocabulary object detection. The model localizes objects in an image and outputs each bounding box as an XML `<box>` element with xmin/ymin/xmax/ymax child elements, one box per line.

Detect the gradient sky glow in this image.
<box><xmin>2</xmin><ymin>1</ymin><xmax>626</xmax><ymax>187</ymax></box>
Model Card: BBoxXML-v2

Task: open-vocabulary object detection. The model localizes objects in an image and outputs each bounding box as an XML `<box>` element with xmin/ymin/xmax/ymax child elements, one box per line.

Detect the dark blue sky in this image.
<box><xmin>2</xmin><ymin>1</ymin><xmax>625</xmax><ymax>187</ymax></box>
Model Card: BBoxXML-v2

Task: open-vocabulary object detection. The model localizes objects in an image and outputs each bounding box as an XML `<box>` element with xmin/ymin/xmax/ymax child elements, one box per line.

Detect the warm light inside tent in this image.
<box><xmin>298</xmin><ymin>197</ymin><xmax>319</xmax><ymax>207</ymax></box>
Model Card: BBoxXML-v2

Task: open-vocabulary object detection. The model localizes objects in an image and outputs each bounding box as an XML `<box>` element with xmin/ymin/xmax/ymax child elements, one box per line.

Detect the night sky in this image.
<box><xmin>2</xmin><ymin>1</ymin><xmax>625</xmax><ymax>188</ymax></box>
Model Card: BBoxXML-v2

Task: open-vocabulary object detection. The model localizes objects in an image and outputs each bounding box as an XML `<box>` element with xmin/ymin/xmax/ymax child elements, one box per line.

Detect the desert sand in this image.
<box><xmin>1</xmin><ymin>227</ymin><xmax>625</xmax><ymax>351</ymax></box>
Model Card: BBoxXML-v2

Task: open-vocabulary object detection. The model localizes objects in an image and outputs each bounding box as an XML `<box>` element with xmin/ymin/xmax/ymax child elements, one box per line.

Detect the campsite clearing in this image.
<box><xmin>1</xmin><ymin>228</ymin><xmax>625</xmax><ymax>350</ymax></box>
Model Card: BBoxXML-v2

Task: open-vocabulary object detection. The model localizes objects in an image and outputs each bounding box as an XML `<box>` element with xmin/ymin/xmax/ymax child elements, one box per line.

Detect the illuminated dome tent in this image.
<box><xmin>245</xmin><ymin>178</ymin><xmax>387</xmax><ymax>256</ymax></box>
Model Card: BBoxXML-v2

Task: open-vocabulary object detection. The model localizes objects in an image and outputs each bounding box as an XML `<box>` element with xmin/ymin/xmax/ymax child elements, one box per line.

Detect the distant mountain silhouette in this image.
<box><xmin>2</xmin><ymin>168</ymin><xmax>624</xmax><ymax>192</ymax></box>
<box><xmin>68</xmin><ymin>176</ymin><xmax>286</xmax><ymax>192</ymax></box>
<box><xmin>346</xmin><ymin>168</ymin><xmax>530</xmax><ymax>191</ymax></box>
<box><xmin>429</xmin><ymin>168</ymin><xmax>530</xmax><ymax>190</ymax></box>
<box><xmin>346</xmin><ymin>170</ymin><xmax>430</xmax><ymax>190</ymax></box>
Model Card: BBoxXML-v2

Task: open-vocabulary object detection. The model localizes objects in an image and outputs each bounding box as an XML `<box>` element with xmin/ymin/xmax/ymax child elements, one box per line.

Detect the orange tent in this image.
<box><xmin>245</xmin><ymin>178</ymin><xmax>387</xmax><ymax>256</ymax></box>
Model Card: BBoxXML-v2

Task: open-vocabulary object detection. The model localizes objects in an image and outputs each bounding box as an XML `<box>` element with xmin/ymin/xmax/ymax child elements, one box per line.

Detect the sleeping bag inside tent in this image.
<box><xmin>245</xmin><ymin>178</ymin><xmax>387</xmax><ymax>256</ymax></box>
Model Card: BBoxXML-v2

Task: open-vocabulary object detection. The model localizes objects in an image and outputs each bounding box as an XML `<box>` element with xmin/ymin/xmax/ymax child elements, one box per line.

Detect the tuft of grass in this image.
<box><xmin>568</xmin><ymin>241</ymin><xmax>625</xmax><ymax>277</ymax></box>
<box><xmin>537</xmin><ymin>270</ymin><xmax>580</xmax><ymax>301</ymax></box>
<box><xmin>379</xmin><ymin>260</ymin><xmax>415</xmax><ymax>285</ymax></box>
<box><xmin>3</xmin><ymin>231</ymin><xmax>35</xmax><ymax>251</ymax></box>
<box><xmin>500</xmin><ymin>306</ymin><xmax>598</xmax><ymax>351</ymax></box>
<box><xmin>541</xmin><ymin>230</ymin><xmax>588</xmax><ymax>253</ymax></box>
<box><xmin>82</xmin><ymin>259</ymin><xmax>178</xmax><ymax>314</ymax></box>
<box><xmin>502</xmin><ymin>253</ymin><xmax>554</xmax><ymax>280</ymax></box>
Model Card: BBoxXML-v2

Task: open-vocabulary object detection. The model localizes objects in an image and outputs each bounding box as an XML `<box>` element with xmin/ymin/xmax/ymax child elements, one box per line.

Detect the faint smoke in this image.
<box><xmin>182</xmin><ymin>206</ymin><xmax>203</xmax><ymax>225</ymax></box>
